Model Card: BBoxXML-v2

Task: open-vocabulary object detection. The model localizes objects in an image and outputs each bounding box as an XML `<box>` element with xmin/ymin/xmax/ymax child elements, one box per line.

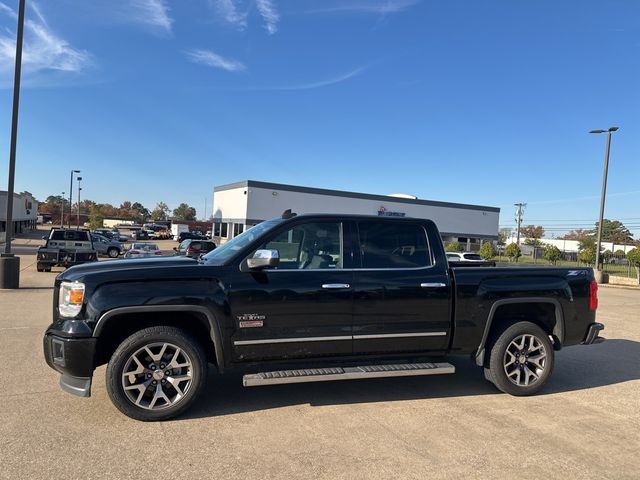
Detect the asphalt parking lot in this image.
<box><xmin>1</xmin><ymin>249</ymin><xmax>638</xmax><ymax>479</ymax></box>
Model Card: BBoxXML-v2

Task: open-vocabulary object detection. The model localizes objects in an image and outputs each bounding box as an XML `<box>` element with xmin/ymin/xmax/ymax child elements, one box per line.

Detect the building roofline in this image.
<box><xmin>214</xmin><ymin>180</ymin><xmax>500</xmax><ymax>213</ymax></box>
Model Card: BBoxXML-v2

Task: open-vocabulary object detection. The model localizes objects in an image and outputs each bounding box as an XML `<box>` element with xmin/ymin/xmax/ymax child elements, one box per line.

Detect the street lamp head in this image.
<box><xmin>77</xmin><ymin>176</ymin><xmax>82</xmax><ymax>181</ymax></box>
<box><xmin>608</xmin><ymin>127</ymin><xmax>619</xmax><ymax>132</ymax></box>
<box><xmin>589</xmin><ymin>129</ymin><xmax>606</xmax><ymax>134</ymax></box>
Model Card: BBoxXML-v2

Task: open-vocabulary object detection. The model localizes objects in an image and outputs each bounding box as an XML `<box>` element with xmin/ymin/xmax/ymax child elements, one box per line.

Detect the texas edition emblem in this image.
<box><xmin>238</xmin><ymin>314</ymin><xmax>265</xmax><ymax>328</ymax></box>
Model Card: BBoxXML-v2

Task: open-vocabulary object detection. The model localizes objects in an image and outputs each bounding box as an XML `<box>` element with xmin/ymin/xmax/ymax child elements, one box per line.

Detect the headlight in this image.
<box><xmin>59</xmin><ymin>281</ymin><xmax>85</xmax><ymax>317</ymax></box>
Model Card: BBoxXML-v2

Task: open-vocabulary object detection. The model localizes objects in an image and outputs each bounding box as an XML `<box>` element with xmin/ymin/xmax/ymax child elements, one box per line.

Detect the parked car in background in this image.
<box><xmin>90</xmin><ymin>233</ymin><xmax>123</xmax><ymax>258</ymax></box>
<box><xmin>131</xmin><ymin>229</ymin><xmax>152</xmax><ymax>241</ymax></box>
<box><xmin>173</xmin><ymin>239</ymin><xmax>217</xmax><ymax>258</ymax></box>
<box><xmin>177</xmin><ymin>231</ymin><xmax>206</xmax><ymax>243</ymax></box>
<box><xmin>123</xmin><ymin>243</ymin><xmax>163</xmax><ymax>259</ymax></box>
<box><xmin>93</xmin><ymin>228</ymin><xmax>115</xmax><ymax>240</ymax></box>
<box><xmin>446</xmin><ymin>252</ymin><xmax>484</xmax><ymax>262</ymax></box>
<box><xmin>37</xmin><ymin>228</ymin><xmax>97</xmax><ymax>271</ymax></box>
<box><xmin>111</xmin><ymin>228</ymin><xmax>130</xmax><ymax>243</ymax></box>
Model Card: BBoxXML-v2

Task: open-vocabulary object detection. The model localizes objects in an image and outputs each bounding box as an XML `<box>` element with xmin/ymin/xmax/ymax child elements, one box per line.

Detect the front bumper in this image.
<box><xmin>43</xmin><ymin>333</ymin><xmax>96</xmax><ymax>397</ymax></box>
<box><xmin>582</xmin><ymin>322</ymin><xmax>605</xmax><ymax>345</ymax></box>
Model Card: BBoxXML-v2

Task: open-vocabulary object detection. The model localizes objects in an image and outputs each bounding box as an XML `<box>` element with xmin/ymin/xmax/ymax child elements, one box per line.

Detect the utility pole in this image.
<box><xmin>68</xmin><ymin>169</ymin><xmax>80</xmax><ymax>229</ymax></box>
<box><xmin>514</xmin><ymin>202</ymin><xmax>526</xmax><ymax>246</ymax></box>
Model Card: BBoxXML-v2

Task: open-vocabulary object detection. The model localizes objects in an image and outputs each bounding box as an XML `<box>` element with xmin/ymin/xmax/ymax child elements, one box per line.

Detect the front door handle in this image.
<box><xmin>420</xmin><ymin>282</ymin><xmax>447</xmax><ymax>288</ymax></box>
<box><xmin>322</xmin><ymin>283</ymin><xmax>350</xmax><ymax>289</ymax></box>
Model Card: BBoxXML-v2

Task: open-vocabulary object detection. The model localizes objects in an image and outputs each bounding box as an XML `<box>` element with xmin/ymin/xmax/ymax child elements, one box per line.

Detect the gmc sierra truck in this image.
<box><xmin>43</xmin><ymin>213</ymin><xmax>604</xmax><ymax>421</ymax></box>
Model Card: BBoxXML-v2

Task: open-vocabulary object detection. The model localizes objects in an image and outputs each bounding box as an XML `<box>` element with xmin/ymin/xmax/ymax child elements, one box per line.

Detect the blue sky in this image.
<box><xmin>0</xmin><ymin>0</ymin><xmax>638</xmax><ymax>237</ymax></box>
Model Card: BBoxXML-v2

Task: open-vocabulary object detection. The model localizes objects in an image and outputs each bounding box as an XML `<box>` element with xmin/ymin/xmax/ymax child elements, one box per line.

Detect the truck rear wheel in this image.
<box><xmin>107</xmin><ymin>247</ymin><xmax>119</xmax><ymax>258</ymax></box>
<box><xmin>487</xmin><ymin>321</ymin><xmax>554</xmax><ymax>396</ymax></box>
<box><xmin>106</xmin><ymin>326</ymin><xmax>207</xmax><ymax>421</ymax></box>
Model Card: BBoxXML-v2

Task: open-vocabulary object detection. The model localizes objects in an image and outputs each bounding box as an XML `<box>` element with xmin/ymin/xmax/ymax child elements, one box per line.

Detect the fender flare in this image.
<box><xmin>93</xmin><ymin>305</ymin><xmax>225</xmax><ymax>371</ymax></box>
<box><xmin>474</xmin><ymin>297</ymin><xmax>564</xmax><ymax>366</ymax></box>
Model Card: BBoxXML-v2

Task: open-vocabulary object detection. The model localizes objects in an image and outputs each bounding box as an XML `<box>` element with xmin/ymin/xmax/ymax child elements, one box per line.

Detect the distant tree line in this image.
<box><xmin>37</xmin><ymin>195</ymin><xmax>200</xmax><ymax>229</ymax></box>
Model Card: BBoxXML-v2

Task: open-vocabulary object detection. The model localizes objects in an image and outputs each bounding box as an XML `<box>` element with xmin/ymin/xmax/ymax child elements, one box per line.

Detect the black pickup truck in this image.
<box><xmin>43</xmin><ymin>213</ymin><xmax>604</xmax><ymax>421</ymax></box>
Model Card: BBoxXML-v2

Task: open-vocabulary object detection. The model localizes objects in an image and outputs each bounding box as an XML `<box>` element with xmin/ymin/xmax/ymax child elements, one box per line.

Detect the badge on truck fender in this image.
<box><xmin>238</xmin><ymin>313</ymin><xmax>265</xmax><ymax>328</ymax></box>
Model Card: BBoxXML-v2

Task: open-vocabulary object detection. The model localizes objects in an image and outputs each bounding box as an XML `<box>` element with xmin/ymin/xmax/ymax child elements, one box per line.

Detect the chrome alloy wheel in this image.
<box><xmin>122</xmin><ymin>342</ymin><xmax>193</xmax><ymax>410</ymax></box>
<box><xmin>503</xmin><ymin>334</ymin><xmax>547</xmax><ymax>387</ymax></box>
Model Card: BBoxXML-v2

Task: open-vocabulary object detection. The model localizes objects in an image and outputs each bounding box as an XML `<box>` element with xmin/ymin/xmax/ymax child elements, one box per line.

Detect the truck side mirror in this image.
<box><xmin>247</xmin><ymin>249</ymin><xmax>280</xmax><ymax>270</ymax></box>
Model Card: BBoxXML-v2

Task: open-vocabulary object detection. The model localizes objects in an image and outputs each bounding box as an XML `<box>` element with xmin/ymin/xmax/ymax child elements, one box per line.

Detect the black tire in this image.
<box><xmin>487</xmin><ymin>321</ymin><xmax>554</xmax><ymax>396</ymax></box>
<box><xmin>106</xmin><ymin>326</ymin><xmax>207</xmax><ymax>421</ymax></box>
<box><xmin>36</xmin><ymin>263</ymin><xmax>44</xmax><ymax>272</ymax></box>
<box><xmin>107</xmin><ymin>247</ymin><xmax>119</xmax><ymax>258</ymax></box>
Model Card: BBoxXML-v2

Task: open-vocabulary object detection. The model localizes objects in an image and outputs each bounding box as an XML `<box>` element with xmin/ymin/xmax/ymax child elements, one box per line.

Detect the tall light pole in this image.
<box><xmin>590</xmin><ymin>127</ymin><xmax>619</xmax><ymax>274</ymax></box>
<box><xmin>68</xmin><ymin>169</ymin><xmax>80</xmax><ymax>228</ymax></box>
<box><xmin>76</xmin><ymin>177</ymin><xmax>82</xmax><ymax>229</ymax></box>
<box><xmin>60</xmin><ymin>191</ymin><xmax>65</xmax><ymax>227</ymax></box>
<box><xmin>0</xmin><ymin>0</ymin><xmax>26</xmax><ymax>289</ymax></box>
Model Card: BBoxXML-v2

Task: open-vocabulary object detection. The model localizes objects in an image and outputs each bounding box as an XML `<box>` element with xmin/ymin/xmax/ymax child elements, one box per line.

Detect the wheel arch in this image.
<box><xmin>93</xmin><ymin>305</ymin><xmax>224</xmax><ymax>371</ymax></box>
<box><xmin>475</xmin><ymin>298</ymin><xmax>564</xmax><ymax>366</ymax></box>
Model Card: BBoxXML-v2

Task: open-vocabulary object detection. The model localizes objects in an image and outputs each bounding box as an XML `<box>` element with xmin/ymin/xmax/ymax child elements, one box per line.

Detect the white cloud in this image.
<box><xmin>0</xmin><ymin>2</ymin><xmax>91</xmax><ymax>75</ymax></box>
<box><xmin>129</xmin><ymin>0</ymin><xmax>173</xmax><ymax>33</ymax></box>
<box><xmin>304</xmin><ymin>0</ymin><xmax>421</xmax><ymax>15</ymax></box>
<box><xmin>185</xmin><ymin>49</ymin><xmax>246</xmax><ymax>72</ymax></box>
<box><xmin>256</xmin><ymin>0</ymin><xmax>279</xmax><ymax>35</ymax></box>
<box><xmin>211</xmin><ymin>0</ymin><xmax>248</xmax><ymax>31</ymax></box>
<box><xmin>247</xmin><ymin>66</ymin><xmax>366</xmax><ymax>91</ymax></box>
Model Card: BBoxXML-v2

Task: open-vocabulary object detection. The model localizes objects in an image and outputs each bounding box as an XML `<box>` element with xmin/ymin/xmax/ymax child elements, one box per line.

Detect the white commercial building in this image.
<box><xmin>212</xmin><ymin>180</ymin><xmax>500</xmax><ymax>249</ymax></box>
<box><xmin>0</xmin><ymin>191</ymin><xmax>38</xmax><ymax>243</ymax></box>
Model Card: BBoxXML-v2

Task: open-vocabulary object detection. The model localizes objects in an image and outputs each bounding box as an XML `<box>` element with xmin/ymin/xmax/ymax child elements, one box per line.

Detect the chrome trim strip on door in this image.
<box><xmin>322</xmin><ymin>283</ymin><xmax>350</xmax><ymax>289</ymax></box>
<box><xmin>234</xmin><ymin>335</ymin><xmax>352</xmax><ymax>346</ymax></box>
<box><xmin>420</xmin><ymin>282</ymin><xmax>447</xmax><ymax>288</ymax></box>
<box><xmin>235</xmin><ymin>331</ymin><xmax>448</xmax><ymax>346</ymax></box>
<box><xmin>353</xmin><ymin>332</ymin><xmax>447</xmax><ymax>340</ymax></box>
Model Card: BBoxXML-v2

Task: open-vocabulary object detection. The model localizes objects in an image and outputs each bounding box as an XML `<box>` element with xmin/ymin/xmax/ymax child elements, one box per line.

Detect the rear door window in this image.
<box><xmin>358</xmin><ymin>222</ymin><xmax>431</xmax><ymax>269</ymax></box>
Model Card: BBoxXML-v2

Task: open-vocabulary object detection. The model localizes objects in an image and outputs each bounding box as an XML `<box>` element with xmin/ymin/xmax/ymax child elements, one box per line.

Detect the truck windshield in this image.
<box><xmin>202</xmin><ymin>218</ymin><xmax>283</xmax><ymax>265</ymax></box>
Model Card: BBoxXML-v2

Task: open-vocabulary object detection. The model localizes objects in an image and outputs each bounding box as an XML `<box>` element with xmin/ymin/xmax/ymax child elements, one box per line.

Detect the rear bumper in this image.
<box><xmin>43</xmin><ymin>333</ymin><xmax>96</xmax><ymax>397</ymax></box>
<box><xmin>582</xmin><ymin>322</ymin><xmax>605</xmax><ymax>345</ymax></box>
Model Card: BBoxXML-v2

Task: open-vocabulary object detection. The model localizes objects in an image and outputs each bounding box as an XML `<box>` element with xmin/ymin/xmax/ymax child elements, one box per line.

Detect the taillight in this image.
<box><xmin>154</xmin><ymin>251</ymin><xmax>162</xmax><ymax>256</ymax></box>
<box><xmin>130</xmin><ymin>250</ymin><xmax>140</xmax><ymax>255</ymax></box>
<box><xmin>589</xmin><ymin>280</ymin><xmax>598</xmax><ymax>311</ymax></box>
<box><xmin>186</xmin><ymin>247</ymin><xmax>194</xmax><ymax>255</ymax></box>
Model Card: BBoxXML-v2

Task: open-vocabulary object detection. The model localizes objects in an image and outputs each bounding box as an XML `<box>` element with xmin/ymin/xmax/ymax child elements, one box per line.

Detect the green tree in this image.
<box><xmin>521</xmin><ymin>225</ymin><xmax>545</xmax><ymax>240</ymax></box>
<box><xmin>445</xmin><ymin>242</ymin><xmax>464</xmax><ymax>252</ymax></box>
<box><xmin>543</xmin><ymin>245</ymin><xmax>563</xmax><ymax>265</ymax></box>
<box><xmin>479</xmin><ymin>242</ymin><xmax>496</xmax><ymax>260</ymax></box>
<box><xmin>614</xmin><ymin>249</ymin><xmax>626</xmax><ymax>259</ymax></box>
<box><xmin>596</xmin><ymin>219</ymin><xmax>633</xmax><ymax>244</ymax></box>
<box><xmin>131</xmin><ymin>202</ymin><xmax>150</xmax><ymax>221</ymax></box>
<box><xmin>173</xmin><ymin>203</ymin><xmax>197</xmax><ymax>221</ymax></box>
<box><xmin>627</xmin><ymin>248</ymin><xmax>640</xmax><ymax>283</ymax></box>
<box><xmin>561</xmin><ymin>229</ymin><xmax>593</xmax><ymax>241</ymax></box>
<box><xmin>150</xmin><ymin>202</ymin><xmax>170</xmax><ymax>221</ymax></box>
<box><xmin>524</xmin><ymin>238</ymin><xmax>543</xmax><ymax>247</ymax></box>
<box><xmin>504</xmin><ymin>243</ymin><xmax>521</xmax><ymax>262</ymax></box>
<box><xmin>497</xmin><ymin>231</ymin><xmax>507</xmax><ymax>246</ymax></box>
<box><xmin>88</xmin><ymin>205</ymin><xmax>105</xmax><ymax>230</ymax></box>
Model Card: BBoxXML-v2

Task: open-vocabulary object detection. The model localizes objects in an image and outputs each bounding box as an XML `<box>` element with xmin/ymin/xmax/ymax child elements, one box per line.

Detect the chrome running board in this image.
<box><xmin>243</xmin><ymin>362</ymin><xmax>455</xmax><ymax>387</ymax></box>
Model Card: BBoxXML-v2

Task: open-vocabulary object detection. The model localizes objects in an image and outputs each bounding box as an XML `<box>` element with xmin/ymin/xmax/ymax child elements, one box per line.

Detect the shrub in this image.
<box><xmin>578</xmin><ymin>245</ymin><xmax>597</xmax><ymax>265</ymax></box>
<box><xmin>543</xmin><ymin>245</ymin><xmax>563</xmax><ymax>265</ymax></box>
<box><xmin>504</xmin><ymin>243</ymin><xmax>521</xmax><ymax>262</ymax></box>
<box><xmin>479</xmin><ymin>242</ymin><xmax>496</xmax><ymax>260</ymax></box>
<box><xmin>445</xmin><ymin>242</ymin><xmax>464</xmax><ymax>252</ymax></box>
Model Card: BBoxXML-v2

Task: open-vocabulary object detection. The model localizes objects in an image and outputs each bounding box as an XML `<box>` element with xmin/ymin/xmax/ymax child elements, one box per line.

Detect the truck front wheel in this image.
<box><xmin>487</xmin><ymin>321</ymin><xmax>554</xmax><ymax>396</ymax></box>
<box><xmin>106</xmin><ymin>326</ymin><xmax>207</xmax><ymax>421</ymax></box>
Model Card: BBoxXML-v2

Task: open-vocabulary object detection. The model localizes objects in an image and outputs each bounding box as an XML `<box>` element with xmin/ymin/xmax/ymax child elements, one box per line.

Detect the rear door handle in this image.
<box><xmin>420</xmin><ymin>282</ymin><xmax>447</xmax><ymax>288</ymax></box>
<box><xmin>322</xmin><ymin>283</ymin><xmax>350</xmax><ymax>289</ymax></box>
